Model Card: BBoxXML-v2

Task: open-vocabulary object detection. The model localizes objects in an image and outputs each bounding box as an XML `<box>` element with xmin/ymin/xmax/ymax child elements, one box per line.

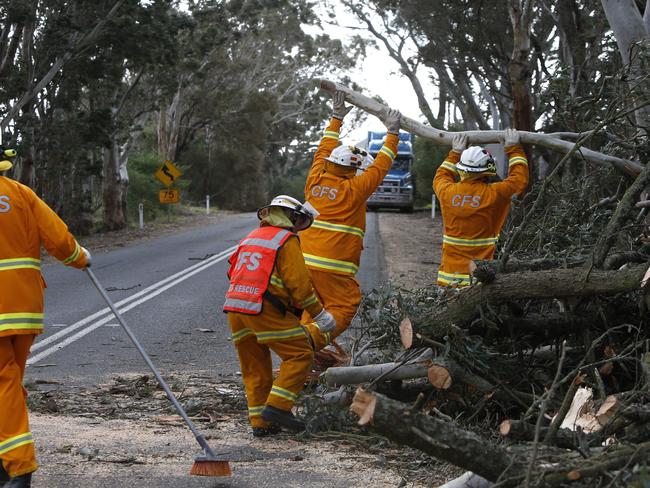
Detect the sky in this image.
<box><xmin>307</xmin><ymin>2</ymin><xmax>438</xmax><ymax>143</ymax></box>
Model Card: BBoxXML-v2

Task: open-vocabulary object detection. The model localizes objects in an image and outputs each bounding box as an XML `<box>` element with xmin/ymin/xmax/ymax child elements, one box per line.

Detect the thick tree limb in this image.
<box><xmin>350</xmin><ymin>388</ymin><xmax>519</xmax><ymax>481</ymax></box>
<box><xmin>469</xmin><ymin>258</ymin><xmax>586</xmax><ymax>283</ymax></box>
<box><xmin>319</xmin><ymin>79</ymin><xmax>643</xmax><ymax>176</ymax></box>
<box><xmin>417</xmin><ymin>264</ymin><xmax>648</xmax><ymax>339</ymax></box>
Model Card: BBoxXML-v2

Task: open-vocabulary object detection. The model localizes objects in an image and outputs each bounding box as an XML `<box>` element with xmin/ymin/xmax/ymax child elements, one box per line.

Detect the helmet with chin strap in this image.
<box><xmin>257</xmin><ymin>195</ymin><xmax>316</xmax><ymax>231</ymax></box>
<box><xmin>325</xmin><ymin>145</ymin><xmax>374</xmax><ymax>170</ymax></box>
<box><xmin>457</xmin><ymin>146</ymin><xmax>497</xmax><ymax>174</ymax></box>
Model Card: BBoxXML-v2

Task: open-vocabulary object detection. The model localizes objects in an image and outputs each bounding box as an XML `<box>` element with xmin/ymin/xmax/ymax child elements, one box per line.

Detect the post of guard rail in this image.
<box><xmin>431</xmin><ymin>195</ymin><xmax>436</xmax><ymax>221</ymax></box>
<box><xmin>138</xmin><ymin>202</ymin><xmax>144</xmax><ymax>229</ymax></box>
<box><xmin>206</xmin><ymin>194</ymin><xmax>210</xmax><ymax>215</ymax></box>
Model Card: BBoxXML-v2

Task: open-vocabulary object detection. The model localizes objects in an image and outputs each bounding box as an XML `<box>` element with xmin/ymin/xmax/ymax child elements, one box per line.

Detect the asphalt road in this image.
<box><xmin>27</xmin><ymin>212</ymin><xmax>386</xmax><ymax>384</ymax></box>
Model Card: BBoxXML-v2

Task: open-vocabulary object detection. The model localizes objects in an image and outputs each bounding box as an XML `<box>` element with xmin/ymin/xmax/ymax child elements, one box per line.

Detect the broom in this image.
<box><xmin>85</xmin><ymin>267</ymin><xmax>231</xmax><ymax>477</ymax></box>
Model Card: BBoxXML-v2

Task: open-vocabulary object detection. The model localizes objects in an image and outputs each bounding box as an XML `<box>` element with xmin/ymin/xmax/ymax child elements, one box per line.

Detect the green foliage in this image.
<box><xmin>413</xmin><ymin>137</ymin><xmax>448</xmax><ymax>206</ymax></box>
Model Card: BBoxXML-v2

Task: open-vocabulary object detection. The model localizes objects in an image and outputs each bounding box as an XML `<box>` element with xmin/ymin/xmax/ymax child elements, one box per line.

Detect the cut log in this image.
<box><xmin>499</xmin><ymin>419</ymin><xmax>583</xmax><ymax>449</ymax></box>
<box><xmin>416</xmin><ymin>264</ymin><xmax>647</xmax><ymax>339</ymax></box>
<box><xmin>350</xmin><ymin>388</ymin><xmax>520</xmax><ymax>481</ymax></box>
<box><xmin>319</xmin><ymin>79</ymin><xmax>643</xmax><ymax>176</ymax></box>
<box><xmin>322</xmin><ymin>351</ymin><xmax>433</xmax><ymax>386</ymax></box>
<box><xmin>399</xmin><ymin>317</ymin><xmax>413</xmax><ymax>348</ymax></box>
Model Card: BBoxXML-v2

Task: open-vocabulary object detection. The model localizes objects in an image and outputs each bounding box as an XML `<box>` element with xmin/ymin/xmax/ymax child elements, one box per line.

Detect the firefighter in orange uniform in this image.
<box><xmin>433</xmin><ymin>129</ymin><xmax>529</xmax><ymax>286</ymax></box>
<box><xmin>0</xmin><ymin>145</ymin><xmax>90</xmax><ymax>487</ymax></box>
<box><xmin>224</xmin><ymin>195</ymin><xmax>335</xmax><ymax>435</ymax></box>
<box><xmin>300</xmin><ymin>91</ymin><xmax>401</xmax><ymax>352</ymax></box>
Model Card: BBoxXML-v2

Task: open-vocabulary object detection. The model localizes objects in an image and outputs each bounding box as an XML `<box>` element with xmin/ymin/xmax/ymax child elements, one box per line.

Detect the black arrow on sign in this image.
<box><xmin>162</xmin><ymin>164</ymin><xmax>174</xmax><ymax>181</ymax></box>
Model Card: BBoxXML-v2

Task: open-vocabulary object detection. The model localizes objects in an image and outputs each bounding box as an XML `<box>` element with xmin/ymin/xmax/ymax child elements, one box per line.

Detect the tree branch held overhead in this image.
<box><xmin>319</xmin><ymin>79</ymin><xmax>643</xmax><ymax>176</ymax></box>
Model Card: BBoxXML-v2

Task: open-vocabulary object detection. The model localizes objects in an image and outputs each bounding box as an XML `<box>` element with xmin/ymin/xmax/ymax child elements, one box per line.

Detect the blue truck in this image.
<box><xmin>365</xmin><ymin>131</ymin><xmax>415</xmax><ymax>212</ymax></box>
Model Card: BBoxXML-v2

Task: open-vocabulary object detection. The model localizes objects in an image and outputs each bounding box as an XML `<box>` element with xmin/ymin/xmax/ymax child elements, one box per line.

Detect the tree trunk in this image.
<box><xmin>600</xmin><ymin>0</ymin><xmax>650</xmax><ymax>134</ymax></box>
<box><xmin>319</xmin><ymin>80</ymin><xmax>643</xmax><ymax>176</ymax></box>
<box><xmin>158</xmin><ymin>82</ymin><xmax>183</xmax><ymax>162</ymax></box>
<box><xmin>102</xmin><ymin>140</ymin><xmax>129</xmax><ymax>231</ymax></box>
<box><xmin>508</xmin><ymin>0</ymin><xmax>534</xmax><ymax>183</ymax></box>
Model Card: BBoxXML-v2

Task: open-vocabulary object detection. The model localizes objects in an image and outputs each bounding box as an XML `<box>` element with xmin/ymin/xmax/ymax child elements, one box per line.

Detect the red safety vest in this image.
<box><xmin>223</xmin><ymin>226</ymin><xmax>294</xmax><ymax>315</ymax></box>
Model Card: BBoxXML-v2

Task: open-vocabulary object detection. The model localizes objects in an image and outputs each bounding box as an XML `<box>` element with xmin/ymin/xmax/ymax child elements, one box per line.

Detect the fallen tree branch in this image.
<box><xmin>417</xmin><ymin>264</ymin><xmax>647</xmax><ymax>338</ymax></box>
<box><xmin>350</xmin><ymin>388</ymin><xmax>519</xmax><ymax>481</ymax></box>
<box><xmin>322</xmin><ymin>356</ymin><xmax>432</xmax><ymax>386</ymax></box>
<box><xmin>320</xmin><ymin>79</ymin><xmax>643</xmax><ymax>176</ymax></box>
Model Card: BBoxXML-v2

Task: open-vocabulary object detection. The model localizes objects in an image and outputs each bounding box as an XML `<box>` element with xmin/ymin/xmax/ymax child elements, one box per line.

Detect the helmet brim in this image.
<box><xmin>456</xmin><ymin>162</ymin><xmax>493</xmax><ymax>173</ymax></box>
<box><xmin>293</xmin><ymin>212</ymin><xmax>313</xmax><ymax>231</ymax></box>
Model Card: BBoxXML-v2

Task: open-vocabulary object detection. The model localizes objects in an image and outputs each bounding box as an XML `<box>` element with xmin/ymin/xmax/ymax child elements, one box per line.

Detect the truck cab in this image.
<box><xmin>365</xmin><ymin>131</ymin><xmax>415</xmax><ymax>212</ymax></box>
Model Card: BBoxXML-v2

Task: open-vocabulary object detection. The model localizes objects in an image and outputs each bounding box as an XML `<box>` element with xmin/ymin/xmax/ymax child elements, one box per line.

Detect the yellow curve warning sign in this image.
<box><xmin>155</xmin><ymin>160</ymin><xmax>182</xmax><ymax>187</ymax></box>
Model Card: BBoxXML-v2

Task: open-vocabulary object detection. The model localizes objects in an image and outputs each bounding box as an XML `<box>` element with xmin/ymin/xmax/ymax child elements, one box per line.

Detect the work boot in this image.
<box><xmin>3</xmin><ymin>473</ymin><xmax>32</xmax><ymax>488</ymax></box>
<box><xmin>252</xmin><ymin>423</ymin><xmax>281</xmax><ymax>438</ymax></box>
<box><xmin>261</xmin><ymin>405</ymin><xmax>305</xmax><ymax>432</ymax></box>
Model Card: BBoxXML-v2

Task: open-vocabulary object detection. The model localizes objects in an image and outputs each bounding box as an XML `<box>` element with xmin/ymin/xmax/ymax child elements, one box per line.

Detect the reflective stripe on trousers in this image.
<box><xmin>442</xmin><ymin>235</ymin><xmax>498</xmax><ymax>247</ymax></box>
<box><xmin>0</xmin><ymin>433</ymin><xmax>33</xmax><ymax>456</ymax></box>
<box><xmin>303</xmin><ymin>253</ymin><xmax>358</xmax><ymax>275</ymax></box>
<box><xmin>437</xmin><ymin>271</ymin><xmax>471</xmax><ymax>286</ymax></box>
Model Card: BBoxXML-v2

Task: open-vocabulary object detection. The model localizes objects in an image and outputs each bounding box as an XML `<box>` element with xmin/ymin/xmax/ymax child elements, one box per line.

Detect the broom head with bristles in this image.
<box><xmin>189</xmin><ymin>455</ymin><xmax>232</xmax><ymax>477</ymax></box>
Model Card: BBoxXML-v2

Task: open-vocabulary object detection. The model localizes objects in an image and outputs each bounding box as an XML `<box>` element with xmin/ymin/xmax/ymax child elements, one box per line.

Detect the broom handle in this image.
<box><xmin>84</xmin><ymin>267</ymin><xmax>215</xmax><ymax>456</ymax></box>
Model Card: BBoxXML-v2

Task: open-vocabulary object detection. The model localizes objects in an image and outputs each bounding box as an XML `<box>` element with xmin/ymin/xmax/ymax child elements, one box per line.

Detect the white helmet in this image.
<box><xmin>257</xmin><ymin>195</ymin><xmax>317</xmax><ymax>231</ymax></box>
<box><xmin>325</xmin><ymin>145</ymin><xmax>374</xmax><ymax>170</ymax></box>
<box><xmin>457</xmin><ymin>146</ymin><xmax>497</xmax><ymax>174</ymax></box>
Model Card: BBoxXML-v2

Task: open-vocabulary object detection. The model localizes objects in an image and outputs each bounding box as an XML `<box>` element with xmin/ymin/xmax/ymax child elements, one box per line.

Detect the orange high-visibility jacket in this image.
<box><xmin>0</xmin><ymin>176</ymin><xmax>88</xmax><ymax>337</ymax></box>
<box><xmin>433</xmin><ymin>145</ymin><xmax>529</xmax><ymax>286</ymax></box>
<box><xmin>301</xmin><ymin>117</ymin><xmax>399</xmax><ymax>276</ymax></box>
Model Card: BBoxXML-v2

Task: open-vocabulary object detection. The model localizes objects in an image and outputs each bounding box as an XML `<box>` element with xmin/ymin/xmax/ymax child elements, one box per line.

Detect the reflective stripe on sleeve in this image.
<box><xmin>0</xmin><ymin>432</ymin><xmax>34</xmax><ymax>455</ymax></box>
<box><xmin>311</xmin><ymin>220</ymin><xmax>364</xmax><ymax>238</ymax></box>
<box><xmin>0</xmin><ymin>313</ymin><xmax>44</xmax><ymax>333</ymax></box>
<box><xmin>255</xmin><ymin>327</ymin><xmax>306</xmax><ymax>343</ymax></box>
<box><xmin>299</xmin><ymin>293</ymin><xmax>318</xmax><ymax>308</ymax></box>
<box><xmin>269</xmin><ymin>385</ymin><xmax>298</xmax><ymax>402</ymax></box>
<box><xmin>437</xmin><ymin>271</ymin><xmax>471</xmax><ymax>286</ymax></box>
<box><xmin>0</xmin><ymin>258</ymin><xmax>41</xmax><ymax>271</ymax></box>
<box><xmin>323</xmin><ymin>130</ymin><xmax>339</xmax><ymax>140</ymax></box>
<box><xmin>443</xmin><ymin>235</ymin><xmax>498</xmax><ymax>247</ymax></box>
<box><xmin>379</xmin><ymin>146</ymin><xmax>396</xmax><ymax>159</ymax></box>
<box><xmin>441</xmin><ymin>161</ymin><xmax>458</xmax><ymax>172</ymax></box>
<box><xmin>269</xmin><ymin>274</ymin><xmax>285</xmax><ymax>289</ymax></box>
<box><xmin>303</xmin><ymin>253</ymin><xmax>358</xmax><ymax>275</ymax></box>
<box><xmin>231</xmin><ymin>328</ymin><xmax>254</xmax><ymax>344</ymax></box>
<box><xmin>62</xmin><ymin>242</ymin><xmax>81</xmax><ymax>264</ymax></box>
<box><xmin>508</xmin><ymin>156</ymin><xmax>528</xmax><ymax>167</ymax></box>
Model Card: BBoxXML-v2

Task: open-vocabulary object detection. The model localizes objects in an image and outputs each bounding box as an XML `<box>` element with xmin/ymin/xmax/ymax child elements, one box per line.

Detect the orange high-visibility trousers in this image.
<box><xmin>0</xmin><ymin>334</ymin><xmax>37</xmax><ymax>477</ymax></box>
<box><xmin>302</xmin><ymin>269</ymin><xmax>362</xmax><ymax>351</ymax></box>
<box><xmin>228</xmin><ymin>305</ymin><xmax>313</xmax><ymax>429</ymax></box>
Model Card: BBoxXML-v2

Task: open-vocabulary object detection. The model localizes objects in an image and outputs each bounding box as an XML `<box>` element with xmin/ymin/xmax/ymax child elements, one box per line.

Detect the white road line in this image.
<box><xmin>31</xmin><ymin>245</ymin><xmax>236</xmax><ymax>353</ymax></box>
<box><xmin>28</xmin><ymin>245</ymin><xmax>237</xmax><ymax>365</ymax></box>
